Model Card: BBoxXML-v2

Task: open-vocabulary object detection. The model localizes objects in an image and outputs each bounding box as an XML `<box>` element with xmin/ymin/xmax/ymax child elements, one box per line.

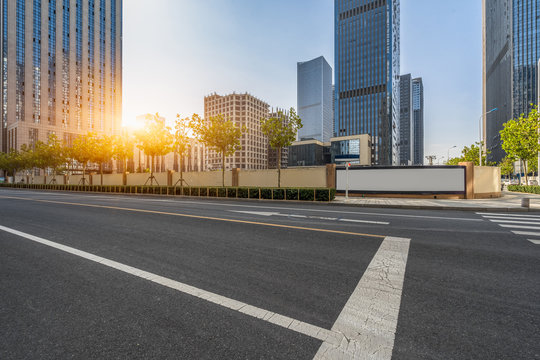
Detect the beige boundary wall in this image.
<box><xmin>474</xmin><ymin>166</ymin><xmax>501</xmax><ymax>198</ymax></box>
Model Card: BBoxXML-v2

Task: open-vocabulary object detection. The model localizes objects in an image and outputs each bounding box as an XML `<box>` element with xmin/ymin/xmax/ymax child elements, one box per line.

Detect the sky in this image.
<box><xmin>123</xmin><ymin>0</ymin><xmax>483</xmax><ymax>163</ymax></box>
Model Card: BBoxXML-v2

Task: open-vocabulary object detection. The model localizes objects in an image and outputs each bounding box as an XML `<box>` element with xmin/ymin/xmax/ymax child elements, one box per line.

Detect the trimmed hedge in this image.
<box><xmin>508</xmin><ymin>185</ymin><xmax>540</xmax><ymax>194</ymax></box>
<box><xmin>0</xmin><ymin>183</ymin><xmax>336</xmax><ymax>202</ymax></box>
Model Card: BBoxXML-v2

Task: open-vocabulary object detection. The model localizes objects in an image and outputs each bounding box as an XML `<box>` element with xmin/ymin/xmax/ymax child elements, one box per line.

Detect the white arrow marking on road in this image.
<box><xmin>231</xmin><ymin>210</ymin><xmax>389</xmax><ymax>225</ymax></box>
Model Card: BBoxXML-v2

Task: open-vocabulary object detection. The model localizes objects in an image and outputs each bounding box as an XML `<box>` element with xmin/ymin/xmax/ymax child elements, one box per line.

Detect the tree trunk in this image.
<box><xmin>151</xmin><ymin>156</ymin><xmax>155</xmax><ymax>186</ymax></box>
<box><xmin>180</xmin><ymin>156</ymin><xmax>183</xmax><ymax>187</ymax></box>
<box><xmin>100</xmin><ymin>163</ymin><xmax>104</xmax><ymax>186</ymax></box>
<box><xmin>222</xmin><ymin>152</ymin><xmax>225</xmax><ymax>187</ymax></box>
<box><xmin>277</xmin><ymin>147</ymin><xmax>281</xmax><ymax>188</ymax></box>
<box><xmin>82</xmin><ymin>164</ymin><xmax>86</xmax><ymax>185</ymax></box>
<box><xmin>524</xmin><ymin>160</ymin><xmax>529</xmax><ymax>185</ymax></box>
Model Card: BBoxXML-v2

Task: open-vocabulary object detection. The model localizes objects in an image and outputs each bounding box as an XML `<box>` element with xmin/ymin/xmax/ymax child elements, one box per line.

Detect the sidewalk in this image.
<box><xmin>332</xmin><ymin>191</ymin><xmax>540</xmax><ymax>212</ymax></box>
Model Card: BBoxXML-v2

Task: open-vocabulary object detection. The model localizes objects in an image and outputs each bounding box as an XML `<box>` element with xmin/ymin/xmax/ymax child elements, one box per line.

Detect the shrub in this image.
<box><xmin>299</xmin><ymin>188</ymin><xmax>315</xmax><ymax>201</ymax></box>
<box><xmin>238</xmin><ymin>187</ymin><xmax>249</xmax><ymax>198</ymax></box>
<box><xmin>273</xmin><ymin>189</ymin><xmax>285</xmax><ymax>200</ymax></box>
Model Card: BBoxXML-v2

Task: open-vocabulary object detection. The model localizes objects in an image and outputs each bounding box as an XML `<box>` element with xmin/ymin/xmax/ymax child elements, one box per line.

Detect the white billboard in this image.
<box><xmin>336</xmin><ymin>167</ymin><xmax>466</xmax><ymax>193</ymax></box>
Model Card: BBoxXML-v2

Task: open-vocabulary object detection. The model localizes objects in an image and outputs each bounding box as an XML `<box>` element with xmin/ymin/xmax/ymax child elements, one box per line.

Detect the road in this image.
<box><xmin>0</xmin><ymin>188</ymin><xmax>538</xmax><ymax>359</ymax></box>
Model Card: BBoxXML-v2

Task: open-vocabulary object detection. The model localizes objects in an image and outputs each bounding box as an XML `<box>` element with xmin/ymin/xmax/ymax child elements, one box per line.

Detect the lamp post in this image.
<box><xmin>447</xmin><ymin>145</ymin><xmax>457</xmax><ymax>165</ymax></box>
<box><xmin>479</xmin><ymin>108</ymin><xmax>498</xmax><ymax>166</ymax></box>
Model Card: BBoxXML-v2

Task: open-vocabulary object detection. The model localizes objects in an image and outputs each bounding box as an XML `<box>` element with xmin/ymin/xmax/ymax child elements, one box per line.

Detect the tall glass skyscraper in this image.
<box><xmin>334</xmin><ymin>0</ymin><xmax>400</xmax><ymax>166</ymax></box>
<box><xmin>0</xmin><ymin>0</ymin><xmax>122</xmax><ymax>153</ymax></box>
<box><xmin>297</xmin><ymin>56</ymin><xmax>333</xmax><ymax>143</ymax></box>
<box><xmin>399</xmin><ymin>74</ymin><xmax>424</xmax><ymax>166</ymax></box>
<box><xmin>483</xmin><ymin>0</ymin><xmax>539</xmax><ymax>163</ymax></box>
<box><xmin>412</xmin><ymin>77</ymin><xmax>424</xmax><ymax>166</ymax></box>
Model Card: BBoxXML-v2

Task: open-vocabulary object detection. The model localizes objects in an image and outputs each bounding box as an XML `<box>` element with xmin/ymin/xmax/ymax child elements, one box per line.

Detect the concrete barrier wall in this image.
<box><xmin>239</xmin><ymin>170</ymin><xmax>278</xmax><ymax>187</ymax></box>
<box><xmin>127</xmin><ymin>173</ymin><xmax>151</xmax><ymax>186</ymax></box>
<box><xmin>173</xmin><ymin>171</ymin><xmax>232</xmax><ymax>187</ymax></box>
<box><xmin>100</xmin><ymin>174</ymin><xmax>124</xmax><ymax>186</ymax></box>
<box><xmin>281</xmin><ymin>167</ymin><xmax>328</xmax><ymax>188</ymax></box>
<box><xmin>474</xmin><ymin>166</ymin><xmax>501</xmax><ymax>197</ymax></box>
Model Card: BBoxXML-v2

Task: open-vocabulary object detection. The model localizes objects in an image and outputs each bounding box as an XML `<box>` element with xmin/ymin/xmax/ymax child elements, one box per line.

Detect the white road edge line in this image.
<box><xmin>527</xmin><ymin>239</ymin><xmax>540</xmax><ymax>245</ymax></box>
<box><xmin>314</xmin><ymin>237</ymin><xmax>411</xmax><ymax>360</ymax></box>
<box><xmin>0</xmin><ymin>224</ymin><xmax>410</xmax><ymax>360</ymax></box>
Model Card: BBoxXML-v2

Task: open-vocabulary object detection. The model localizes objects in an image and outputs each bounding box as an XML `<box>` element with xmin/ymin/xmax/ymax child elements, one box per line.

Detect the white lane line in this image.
<box><xmin>0</xmin><ymin>224</ymin><xmax>411</xmax><ymax>360</ymax></box>
<box><xmin>512</xmin><ymin>230</ymin><xmax>540</xmax><ymax>237</ymax></box>
<box><xmin>0</xmin><ymin>224</ymin><xmax>341</xmax><ymax>345</ymax></box>
<box><xmin>231</xmin><ymin>210</ymin><xmax>389</xmax><ymax>225</ymax></box>
<box><xmin>528</xmin><ymin>239</ymin><xmax>540</xmax><ymax>245</ymax></box>
<box><xmin>488</xmin><ymin>219</ymin><xmax>540</xmax><ymax>225</ymax></box>
<box><xmin>314</xmin><ymin>237</ymin><xmax>411</xmax><ymax>360</ymax></box>
<box><xmin>477</xmin><ymin>212</ymin><xmax>540</xmax><ymax>219</ymax></box>
<box><xmin>499</xmin><ymin>224</ymin><xmax>540</xmax><ymax>230</ymax></box>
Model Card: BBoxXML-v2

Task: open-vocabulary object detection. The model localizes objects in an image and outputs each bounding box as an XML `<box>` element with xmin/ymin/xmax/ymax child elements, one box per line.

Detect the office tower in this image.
<box><xmin>412</xmin><ymin>77</ymin><xmax>424</xmax><ymax>165</ymax></box>
<box><xmin>0</xmin><ymin>0</ymin><xmax>122</xmax><ymax>154</ymax></box>
<box><xmin>267</xmin><ymin>109</ymin><xmax>289</xmax><ymax>170</ymax></box>
<box><xmin>297</xmin><ymin>56</ymin><xmax>333</xmax><ymax>142</ymax></box>
<box><xmin>334</xmin><ymin>0</ymin><xmax>400</xmax><ymax>165</ymax></box>
<box><xmin>204</xmin><ymin>92</ymin><xmax>269</xmax><ymax>170</ymax></box>
<box><xmin>399</xmin><ymin>74</ymin><xmax>413</xmax><ymax>165</ymax></box>
<box><xmin>483</xmin><ymin>0</ymin><xmax>539</xmax><ymax>163</ymax></box>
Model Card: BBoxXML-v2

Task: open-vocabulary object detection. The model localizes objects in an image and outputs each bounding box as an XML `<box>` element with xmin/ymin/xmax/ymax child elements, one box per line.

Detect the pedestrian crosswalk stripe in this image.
<box><xmin>477</xmin><ymin>212</ymin><xmax>540</xmax><ymax>219</ymax></box>
<box><xmin>528</xmin><ymin>239</ymin><xmax>540</xmax><ymax>245</ymax></box>
<box><xmin>512</xmin><ymin>230</ymin><xmax>540</xmax><ymax>237</ymax></box>
<box><xmin>499</xmin><ymin>224</ymin><xmax>540</xmax><ymax>230</ymax></box>
<box><xmin>489</xmin><ymin>219</ymin><xmax>540</xmax><ymax>225</ymax></box>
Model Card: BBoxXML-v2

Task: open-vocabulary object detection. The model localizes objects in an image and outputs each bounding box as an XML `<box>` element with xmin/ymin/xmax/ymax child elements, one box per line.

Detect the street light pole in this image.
<box><xmin>447</xmin><ymin>145</ymin><xmax>457</xmax><ymax>165</ymax></box>
<box><xmin>479</xmin><ymin>108</ymin><xmax>498</xmax><ymax>166</ymax></box>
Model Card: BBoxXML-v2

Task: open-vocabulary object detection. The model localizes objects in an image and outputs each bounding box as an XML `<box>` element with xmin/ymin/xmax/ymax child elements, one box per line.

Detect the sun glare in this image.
<box><xmin>122</xmin><ymin>117</ymin><xmax>145</xmax><ymax>131</ymax></box>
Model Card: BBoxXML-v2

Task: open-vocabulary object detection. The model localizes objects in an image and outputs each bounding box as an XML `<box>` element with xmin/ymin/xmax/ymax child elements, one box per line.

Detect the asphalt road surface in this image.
<box><xmin>0</xmin><ymin>188</ymin><xmax>538</xmax><ymax>359</ymax></box>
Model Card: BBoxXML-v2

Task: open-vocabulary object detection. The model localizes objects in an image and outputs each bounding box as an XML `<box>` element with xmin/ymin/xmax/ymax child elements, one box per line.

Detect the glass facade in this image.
<box><xmin>412</xmin><ymin>78</ymin><xmax>424</xmax><ymax>165</ymax></box>
<box><xmin>0</xmin><ymin>0</ymin><xmax>122</xmax><ymax>154</ymax></box>
<box><xmin>297</xmin><ymin>56</ymin><xmax>333</xmax><ymax>142</ymax></box>
<box><xmin>2</xmin><ymin>0</ymin><xmax>8</xmax><ymax>149</ymax></box>
<box><xmin>75</xmin><ymin>0</ymin><xmax>82</xmax><ymax>130</ymax></box>
<box><xmin>399</xmin><ymin>74</ymin><xmax>412</xmax><ymax>165</ymax></box>
<box><xmin>334</xmin><ymin>0</ymin><xmax>400</xmax><ymax>165</ymax></box>
<box><xmin>88</xmin><ymin>0</ymin><xmax>95</xmax><ymax>129</ymax></box>
<box><xmin>99</xmin><ymin>0</ymin><xmax>105</xmax><ymax>131</ymax></box>
<box><xmin>16</xmin><ymin>0</ymin><xmax>25</xmax><ymax>123</ymax></box>
<box><xmin>62</xmin><ymin>0</ymin><xmax>70</xmax><ymax>128</ymax></box>
<box><xmin>32</xmin><ymin>0</ymin><xmax>41</xmax><ymax>124</ymax></box>
<box><xmin>484</xmin><ymin>0</ymin><xmax>539</xmax><ymax>163</ymax></box>
<box><xmin>512</xmin><ymin>0</ymin><xmax>539</xmax><ymax>118</ymax></box>
<box><xmin>111</xmin><ymin>0</ymin><xmax>117</xmax><ymax>133</ymax></box>
<box><xmin>48</xmin><ymin>0</ymin><xmax>56</xmax><ymax>126</ymax></box>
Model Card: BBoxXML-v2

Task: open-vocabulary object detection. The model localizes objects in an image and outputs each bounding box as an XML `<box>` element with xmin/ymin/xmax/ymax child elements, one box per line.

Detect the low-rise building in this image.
<box><xmin>288</xmin><ymin>139</ymin><xmax>330</xmax><ymax>167</ymax></box>
<box><xmin>330</xmin><ymin>134</ymin><xmax>372</xmax><ymax>166</ymax></box>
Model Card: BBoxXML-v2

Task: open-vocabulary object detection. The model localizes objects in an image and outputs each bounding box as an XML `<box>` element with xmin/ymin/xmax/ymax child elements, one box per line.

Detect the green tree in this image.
<box><xmin>2</xmin><ymin>150</ymin><xmax>25</xmax><ymax>182</ymax></box>
<box><xmin>500</xmin><ymin>105</ymin><xmax>540</xmax><ymax>184</ymax></box>
<box><xmin>173</xmin><ymin>114</ymin><xmax>192</xmax><ymax>186</ymax></box>
<box><xmin>446</xmin><ymin>142</ymin><xmax>493</xmax><ymax>166</ymax></box>
<box><xmin>72</xmin><ymin>133</ymin><xmax>95</xmax><ymax>185</ymax></box>
<box><xmin>499</xmin><ymin>157</ymin><xmax>515</xmax><ymax>180</ymax></box>
<box><xmin>89</xmin><ymin>133</ymin><xmax>115</xmax><ymax>185</ymax></box>
<box><xmin>113</xmin><ymin>134</ymin><xmax>135</xmax><ymax>174</ymax></box>
<box><xmin>191</xmin><ymin>113</ymin><xmax>246</xmax><ymax>187</ymax></box>
<box><xmin>261</xmin><ymin>108</ymin><xmax>303</xmax><ymax>187</ymax></box>
<box><xmin>134</xmin><ymin>113</ymin><xmax>174</xmax><ymax>185</ymax></box>
<box><xmin>19</xmin><ymin>144</ymin><xmax>38</xmax><ymax>183</ymax></box>
<box><xmin>46</xmin><ymin>134</ymin><xmax>68</xmax><ymax>184</ymax></box>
